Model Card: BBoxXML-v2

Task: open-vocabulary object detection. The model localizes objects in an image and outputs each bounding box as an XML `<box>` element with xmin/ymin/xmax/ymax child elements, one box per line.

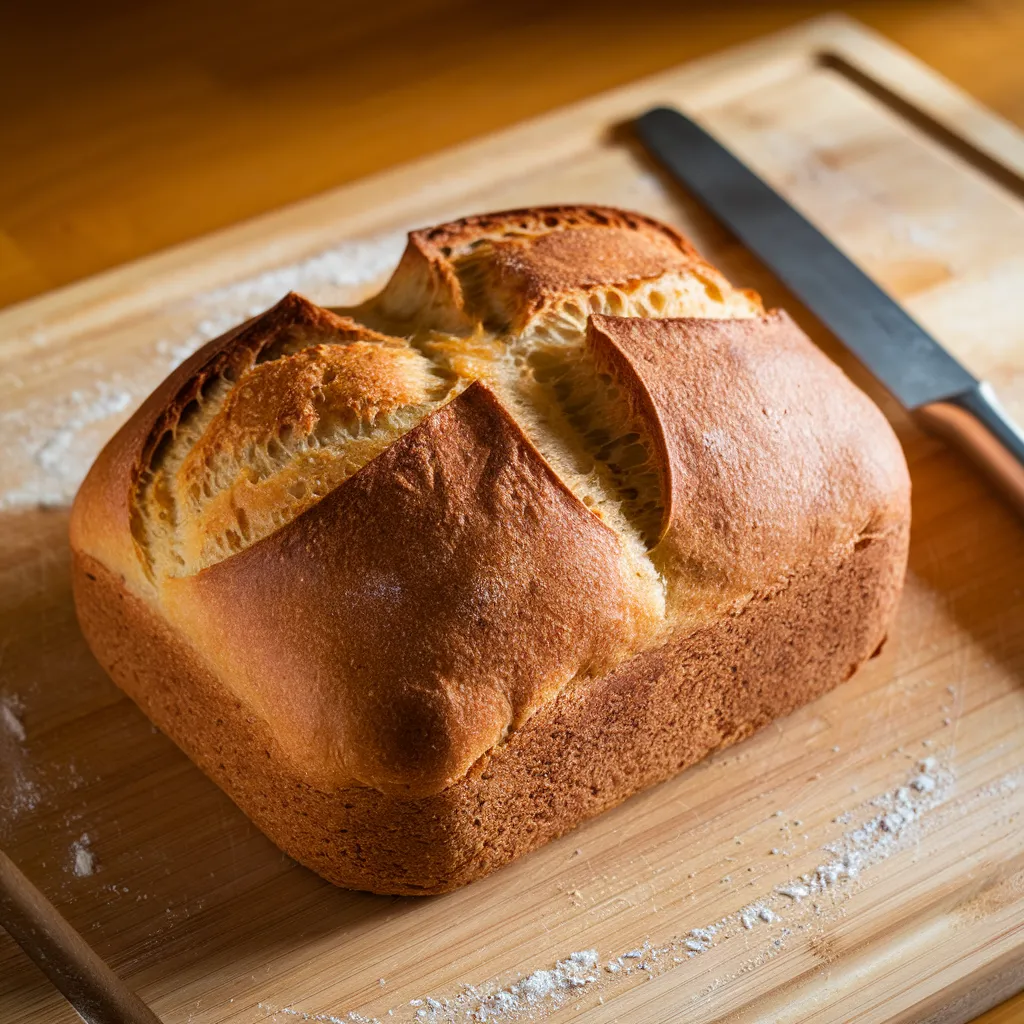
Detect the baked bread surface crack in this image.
<box><xmin>71</xmin><ymin>205</ymin><xmax>909</xmax><ymax>800</ymax></box>
<box><xmin>133</xmin><ymin>206</ymin><xmax>760</xmax><ymax>586</ymax></box>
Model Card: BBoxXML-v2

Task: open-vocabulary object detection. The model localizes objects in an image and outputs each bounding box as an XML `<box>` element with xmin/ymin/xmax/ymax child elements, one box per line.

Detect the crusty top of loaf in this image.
<box><xmin>70</xmin><ymin>205</ymin><xmax>910</xmax><ymax>796</ymax></box>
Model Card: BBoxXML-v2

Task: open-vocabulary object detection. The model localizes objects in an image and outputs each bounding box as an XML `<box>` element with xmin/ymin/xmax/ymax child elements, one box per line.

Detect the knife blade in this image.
<box><xmin>634</xmin><ymin>105</ymin><xmax>1024</xmax><ymax>517</ymax></box>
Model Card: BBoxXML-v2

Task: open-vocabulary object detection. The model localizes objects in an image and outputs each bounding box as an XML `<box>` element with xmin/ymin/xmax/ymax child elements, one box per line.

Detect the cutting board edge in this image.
<box><xmin>2</xmin><ymin>12</ymin><xmax>1023</xmax><ymax>354</ymax></box>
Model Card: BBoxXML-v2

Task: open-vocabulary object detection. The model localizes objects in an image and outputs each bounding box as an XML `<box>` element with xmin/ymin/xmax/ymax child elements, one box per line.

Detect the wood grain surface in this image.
<box><xmin>2</xmin><ymin>8</ymin><xmax>1024</xmax><ymax>1024</ymax></box>
<box><xmin>3</xmin><ymin>0</ymin><xmax>1024</xmax><ymax>311</ymax></box>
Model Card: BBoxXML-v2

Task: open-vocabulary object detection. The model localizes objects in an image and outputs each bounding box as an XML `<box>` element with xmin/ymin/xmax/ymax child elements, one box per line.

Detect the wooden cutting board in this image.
<box><xmin>2</xmin><ymin>15</ymin><xmax>1023</xmax><ymax>1023</ymax></box>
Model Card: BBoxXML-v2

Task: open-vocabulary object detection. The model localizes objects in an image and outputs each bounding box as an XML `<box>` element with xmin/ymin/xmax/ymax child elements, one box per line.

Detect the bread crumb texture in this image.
<box><xmin>70</xmin><ymin>206</ymin><xmax>911</xmax><ymax>890</ymax></box>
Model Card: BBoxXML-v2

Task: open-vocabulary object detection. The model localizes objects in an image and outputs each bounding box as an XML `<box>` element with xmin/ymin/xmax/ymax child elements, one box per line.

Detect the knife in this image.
<box><xmin>0</xmin><ymin>846</ymin><xmax>163</xmax><ymax>1024</ymax></box>
<box><xmin>634</xmin><ymin>105</ymin><xmax>1024</xmax><ymax>518</ymax></box>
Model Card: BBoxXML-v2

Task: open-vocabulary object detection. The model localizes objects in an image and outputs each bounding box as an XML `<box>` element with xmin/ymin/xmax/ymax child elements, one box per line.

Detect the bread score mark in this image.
<box><xmin>163</xmin><ymin>380</ymin><xmax>666</xmax><ymax>794</ymax></box>
<box><xmin>133</xmin><ymin>205</ymin><xmax>762</xmax><ymax>585</ymax></box>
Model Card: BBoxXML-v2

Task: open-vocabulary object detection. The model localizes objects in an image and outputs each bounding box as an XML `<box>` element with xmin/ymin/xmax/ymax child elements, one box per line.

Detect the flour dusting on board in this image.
<box><xmin>0</xmin><ymin>693</ymin><xmax>41</xmax><ymax>831</ymax></box>
<box><xmin>0</xmin><ymin>232</ymin><xmax>406</xmax><ymax>511</ymax></box>
<box><xmin>148</xmin><ymin>233</ymin><xmax>406</xmax><ymax>373</ymax></box>
<box><xmin>1</xmin><ymin>695</ymin><xmax>26</xmax><ymax>742</ymax></box>
<box><xmin>260</xmin><ymin>1004</ymin><xmax>372</xmax><ymax>1024</ymax></box>
<box><xmin>258</xmin><ymin>760</ymin><xmax>958</xmax><ymax>1023</ymax></box>
<box><xmin>70</xmin><ymin>833</ymin><xmax>96</xmax><ymax>877</ymax></box>
<box><xmin>258</xmin><ymin>952</ymin><xmax>602</xmax><ymax>1024</ymax></box>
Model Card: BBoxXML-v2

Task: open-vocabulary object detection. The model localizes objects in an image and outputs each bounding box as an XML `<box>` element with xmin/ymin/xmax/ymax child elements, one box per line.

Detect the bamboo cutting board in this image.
<box><xmin>2</xmin><ymin>15</ymin><xmax>1023</xmax><ymax>1023</ymax></box>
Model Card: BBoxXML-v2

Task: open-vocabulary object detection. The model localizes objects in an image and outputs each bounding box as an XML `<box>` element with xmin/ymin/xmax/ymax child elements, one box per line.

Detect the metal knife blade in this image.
<box><xmin>633</xmin><ymin>105</ymin><xmax>1024</xmax><ymax>517</ymax></box>
<box><xmin>634</xmin><ymin>105</ymin><xmax>973</xmax><ymax>409</ymax></box>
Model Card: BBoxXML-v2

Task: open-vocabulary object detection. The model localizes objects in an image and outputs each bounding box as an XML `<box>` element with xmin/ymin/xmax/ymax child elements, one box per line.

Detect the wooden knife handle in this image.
<box><xmin>0</xmin><ymin>847</ymin><xmax>163</xmax><ymax>1024</ymax></box>
<box><xmin>916</xmin><ymin>380</ymin><xmax>1024</xmax><ymax>519</ymax></box>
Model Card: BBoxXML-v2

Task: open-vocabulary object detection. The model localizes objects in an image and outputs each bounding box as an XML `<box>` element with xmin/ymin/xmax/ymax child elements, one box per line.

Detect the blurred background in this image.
<box><xmin>2</xmin><ymin>0</ymin><xmax>1023</xmax><ymax>311</ymax></box>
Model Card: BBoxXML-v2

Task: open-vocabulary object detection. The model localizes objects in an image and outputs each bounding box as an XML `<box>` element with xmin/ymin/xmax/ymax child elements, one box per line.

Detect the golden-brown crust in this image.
<box><xmin>73</xmin><ymin>518</ymin><xmax>906</xmax><ymax>894</ymax></box>
<box><xmin>187</xmin><ymin>342</ymin><xmax>430</xmax><ymax>460</ymax></box>
<box><xmin>137</xmin><ymin>295</ymin><xmax>392</xmax><ymax>488</ymax></box>
<box><xmin>69</xmin><ymin>293</ymin><xmax>404</xmax><ymax>589</ymax></box>
<box><xmin>587</xmin><ymin>311</ymin><xmax>912</xmax><ymax>613</ymax></box>
<box><xmin>162</xmin><ymin>382</ymin><xmax>660</xmax><ymax>795</ymax></box>
<box><xmin>414</xmin><ymin>205</ymin><xmax>702</xmax><ymax>258</ymax></box>
<box><xmin>369</xmin><ymin>204</ymin><xmax>758</xmax><ymax>334</ymax></box>
<box><xmin>69</xmin><ymin>205</ymin><xmax>912</xmax><ymax>893</ymax></box>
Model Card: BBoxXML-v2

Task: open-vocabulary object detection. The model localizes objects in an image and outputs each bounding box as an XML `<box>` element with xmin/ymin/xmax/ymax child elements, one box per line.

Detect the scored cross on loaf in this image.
<box><xmin>71</xmin><ymin>206</ymin><xmax>910</xmax><ymax>893</ymax></box>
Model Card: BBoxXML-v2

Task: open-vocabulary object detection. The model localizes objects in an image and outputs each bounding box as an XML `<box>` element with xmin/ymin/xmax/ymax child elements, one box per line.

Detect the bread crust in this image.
<box><xmin>367</xmin><ymin>205</ymin><xmax>760</xmax><ymax>333</ymax></box>
<box><xmin>162</xmin><ymin>382</ymin><xmax>661</xmax><ymax>795</ymax></box>
<box><xmin>587</xmin><ymin>312</ymin><xmax>910</xmax><ymax>615</ymax></box>
<box><xmin>72</xmin><ymin>521</ymin><xmax>904</xmax><ymax>894</ymax></box>
<box><xmin>70</xmin><ymin>205</ymin><xmax>912</xmax><ymax>893</ymax></box>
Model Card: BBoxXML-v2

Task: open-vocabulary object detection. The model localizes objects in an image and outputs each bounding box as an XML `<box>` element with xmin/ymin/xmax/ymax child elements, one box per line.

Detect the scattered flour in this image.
<box><xmin>911</xmin><ymin>773</ymin><xmax>935</xmax><ymax>792</ymax></box>
<box><xmin>195</xmin><ymin>235</ymin><xmax>405</xmax><ymax>312</ymax></box>
<box><xmin>466</xmin><ymin>950</ymin><xmax>599</xmax><ymax>1022</ymax></box>
<box><xmin>0</xmin><ymin>384</ymin><xmax>134</xmax><ymax>509</ymax></box>
<box><xmin>609</xmin><ymin>759</ymin><xmax>954</xmax><ymax>987</ymax></box>
<box><xmin>0</xmin><ymin>694</ymin><xmax>41</xmax><ymax>831</ymax></box>
<box><xmin>5</xmin><ymin>771</ymin><xmax>41</xmax><ymax>818</ymax></box>
<box><xmin>777</xmin><ymin>884</ymin><xmax>810</xmax><ymax>901</ymax></box>
<box><xmin>70</xmin><ymin>834</ymin><xmax>95</xmax><ymax>877</ymax></box>
<box><xmin>147</xmin><ymin>233</ymin><xmax>406</xmax><ymax>376</ymax></box>
<box><xmin>34</xmin><ymin>387</ymin><xmax>133</xmax><ymax>477</ymax></box>
<box><xmin>260</xmin><ymin>1005</ymin><xmax>371</xmax><ymax>1024</ymax></box>
<box><xmin>1</xmin><ymin>696</ymin><xmax>26</xmax><ymax>742</ymax></box>
<box><xmin>258</xmin><ymin>952</ymin><xmax>600</xmax><ymax>1024</ymax></box>
<box><xmin>253</xmin><ymin>755</ymin><xmax>1024</xmax><ymax>1023</ymax></box>
<box><xmin>268</xmin><ymin>1006</ymin><xmax>371</xmax><ymax>1024</ymax></box>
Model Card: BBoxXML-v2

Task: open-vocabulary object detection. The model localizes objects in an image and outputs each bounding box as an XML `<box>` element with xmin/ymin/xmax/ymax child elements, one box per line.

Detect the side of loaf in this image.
<box><xmin>70</xmin><ymin>206</ymin><xmax>911</xmax><ymax>894</ymax></box>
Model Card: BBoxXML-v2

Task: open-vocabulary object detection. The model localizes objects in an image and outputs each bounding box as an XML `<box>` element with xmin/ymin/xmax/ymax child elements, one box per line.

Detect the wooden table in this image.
<box><xmin>2</xmin><ymin>2</ymin><xmax>1024</xmax><ymax>1021</ymax></box>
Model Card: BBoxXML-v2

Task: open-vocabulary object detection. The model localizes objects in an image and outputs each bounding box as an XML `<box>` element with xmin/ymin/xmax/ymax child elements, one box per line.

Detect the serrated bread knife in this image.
<box><xmin>634</xmin><ymin>106</ymin><xmax>1024</xmax><ymax>518</ymax></box>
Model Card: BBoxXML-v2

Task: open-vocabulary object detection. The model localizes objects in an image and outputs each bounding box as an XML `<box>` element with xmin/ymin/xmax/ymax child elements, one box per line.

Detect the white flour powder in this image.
<box><xmin>70</xmin><ymin>833</ymin><xmax>95</xmax><ymax>877</ymax></box>
<box><xmin>1</xmin><ymin>697</ymin><xmax>26</xmax><ymax>742</ymax></box>
<box><xmin>0</xmin><ymin>694</ymin><xmax>40</xmax><ymax>831</ymax></box>
<box><xmin>261</xmin><ymin>758</ymin><xmax>959</xmax><ymax>1023</ymax></box>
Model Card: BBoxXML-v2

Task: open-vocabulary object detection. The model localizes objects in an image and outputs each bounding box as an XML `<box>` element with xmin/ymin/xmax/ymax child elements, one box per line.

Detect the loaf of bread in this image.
<box><xmin>70</xmin><ymin>206</ymin><xmax>910</xmax><ymax>894</ymax></box>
